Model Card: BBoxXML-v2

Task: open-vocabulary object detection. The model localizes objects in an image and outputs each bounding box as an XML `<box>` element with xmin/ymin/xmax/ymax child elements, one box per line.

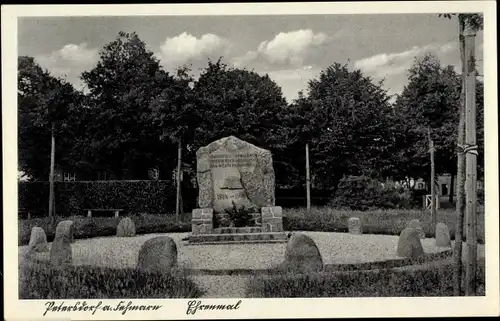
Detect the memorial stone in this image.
<box><xmin>196</xmin><ymin>136</ymin><xmax>275</xmax><ymax>213</ymax></box>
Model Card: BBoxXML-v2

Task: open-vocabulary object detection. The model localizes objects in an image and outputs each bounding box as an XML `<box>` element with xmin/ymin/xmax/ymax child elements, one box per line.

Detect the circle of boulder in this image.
<box><xmin>28</xmin><ymin>227</ymin><xmax>49</xmax><ymax>253</ymax></box>
<box><xmin>55</xmin><ymin>220</ymin><xmax>75</xmax><ymax>243</ymax></box>
<box><xmin>116</xmin><ymin>217</ymin><xmax>136</xmax><ymax>237</ymax></box>
<box><xmin>435</xmin><ymin>222</ymin><xmax>451</xmax><ymax>247</ymax></box>
<box><xmin>348</xmin><ymin>217</ymin><xmax>363</xmax><ymax>234</ymax></box>
<box><xmin>137</xmin><ymin>236</ymin><xmax>178</xmax><ymax>273</ymax></box>
<box><xmin>283</xmin><ymin>233</ymin><xmax>323</xmax><ymax>272</ymax></box>
<box><xmin>406</xmin><ymin>219</ymin><xmax>425</xmax><ymax>239</ymax></box>
<box><xmin>397</xmin><ymin>228</ymin><xmax>424</xmax><ymax>258</ymax></box>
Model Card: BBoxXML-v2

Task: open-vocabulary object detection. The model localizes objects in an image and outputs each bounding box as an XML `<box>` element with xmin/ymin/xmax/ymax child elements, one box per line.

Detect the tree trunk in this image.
<box><xmin>464</xmin><ymin>23</ymin><xmax>478</xmax><ymax>296</ymax></box>
<box><xmin>48</xmin><ymin>124</ymin><xmax>55</xmax><ymax>221</ymax></box>
<box><xmin>176</xmin><ymin>138</ymin><xmax>182</xmax><ymax>223</ymax></box>
<box><xmin>428</xmin><ymin>128</ymin><xmax>437</xmax><ymax>229</ymax></box>
<box><xmin>453</xmin><ymin>14</ymin><xmax>467</xmax><ymax>297</ymax></box>
<box><xmin>453</xmin><ymin>15</ymin><xmax>467</xmax><ymax>297</ymax></box>
<box><xmin>305</xmin><ymin>143</ymin><xmax>311</xmax><ymax>212</ymax></box>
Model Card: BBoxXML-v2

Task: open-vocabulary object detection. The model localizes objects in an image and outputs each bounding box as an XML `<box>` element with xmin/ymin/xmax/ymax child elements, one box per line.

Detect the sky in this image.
<box><xmin>18</xmin><ymin>14</ymin><xmax>484</xmax><ymax>103</ymax></box>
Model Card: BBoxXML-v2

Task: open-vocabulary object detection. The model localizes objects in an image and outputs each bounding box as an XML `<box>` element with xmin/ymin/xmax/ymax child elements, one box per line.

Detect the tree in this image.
<box><xmin>295</xmin><ymin>63</ymin><xmax>395</xmax><ymax>195</ymax></box>
<box><xmin>394</xmin><ymin>54</ymin><xmax>462</xmax><ymax>183</ymax></box>
<box><xmin>81</xmin><ymin>31</ymin><xmax>175</xmax><ymax>180</ymax></box>
<box><xmin>185</xmin><ymin>59</ymin><xmax>288</xmax><ymax>166</ymax></box>
<box><xmin>18</xmin><ymin>56</ymin><xmax>81</xmax><ymax>181</ymax></box>
<box><xmin>150</xmin><ymin>66</ymin><xmax>196</xmax><ymax>219</ymax></box>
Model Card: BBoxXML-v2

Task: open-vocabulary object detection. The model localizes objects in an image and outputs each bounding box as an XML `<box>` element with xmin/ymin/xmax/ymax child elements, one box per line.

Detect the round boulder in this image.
<box><xmin>435</xmin><ymin>222</ymin><xmax>451</xmax><ymax>247</ymax></box>
<box><xmin>28</xmin><ymin>227</ymin><xmax>49</xmax><ymax>253</ymax></box>
<box><xmin>406</xmin><ymin>219</ymin><xmax>425</xmax><ymax>239</ymax></box>
<box><xmin>137</xmin><ymin>236</ymin><xmax>178</xmax><ymax>273</ymax></box>
<box><xmin>397</xmin><ymin>228</ymin><xmax>424</xmax><ymax>258</ymax></box>
<box><xmin>283</xmin><ymin>233</ymin><xmax>323</xmax><ymax>272</ymax></box>
<box><xmin>348</xmin><ymin>217</ymin><xmax>363</xmax><ymax>235</ymax></box>
<box><xmin>49</xmin><ymin>237</ymin><xmax>72</xmax><ymax>267</ymax></box>
<box><xmin>116</xmin><ymin>217</ymin><xmax>136</xmax><ymax>237</ymax></box>
<box><xmin>55</xmin><ymin>220</ymin><xmax>75</xmax><ymax>243</ymax></box>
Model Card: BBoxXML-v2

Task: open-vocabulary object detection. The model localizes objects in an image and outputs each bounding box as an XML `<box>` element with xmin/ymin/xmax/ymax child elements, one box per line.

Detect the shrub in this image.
<box><xmin>18</xmin><ymin>214</ymin><xmax>191</xmax><ymax>246</ymax></box>
<box><xmin>331</xmin><ymin>176</ymin><xmax>411</xmax><ymax>210</ymax></box>
<box><xmin>18</xmin><ymin>180</ymin><xmax>176</xmax><ymax>217</ymax></box>
<box><xmin>223</xmin><ymin>201</ymin><xmax>256</xmax><ymax>227</ymax></box>
<box><xmin>245</xmin><ymin>261</ymin><xmax>485</xmax><ymax>297</ymax></box>
<box><xmin>19</xmin><ymin>260</ymin><xmax>203</xmax><ymax>299</ymax></box>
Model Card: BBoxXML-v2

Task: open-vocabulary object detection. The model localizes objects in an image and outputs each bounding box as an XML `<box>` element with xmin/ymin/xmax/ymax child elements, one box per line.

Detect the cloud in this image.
<box><xmin>157</xmin><ymin>32</ymin><xmax>231</xmax><ymax>68</ymax></box>
<box><xmin>233</xmin><ymin>29</ymin><xmax>340</xmax><ymax>69</ymax></box>
<box><xmin>34</xmin><ymin>42</ymin><xmax>99</xmax><ymax>91</ymax></box>
<box><xmin>353</xmin><ymin>41</ymin><xmax>467</xmax><ymax>96</ymax></box>
<box><xmin>58</xmin><ymin>42</ymin><xmax>99</xmax><ymax>63</ymax></box>
<box><xmin>354</xmin><ymin>42</ymin><xmax>458</xmax><ymax>78</ymax></box>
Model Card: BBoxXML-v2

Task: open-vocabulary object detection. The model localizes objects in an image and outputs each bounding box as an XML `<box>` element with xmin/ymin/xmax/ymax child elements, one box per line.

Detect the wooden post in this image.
<box><xmin>428</xmin><ymin>128</ymin><xmax>437</xmax><ymax>229</ymax></box>
<box><xmin>305</xmin><ymin>143</ymin><xmax>311</xmax><ymax>211</ymax></box>
<box><xmin>449</xmin><ymin>173</ymin><xmax>454</xmax><ymax>205</ymax></box>
<box><xmin>175</xmin><ymin>138</ymin><xmax>182</xmax><ymax>222</ymax></box>
<box><xmin>48</xmin><ymin>124</ymin><xmax>55</xmax><ymax>220</ymax></box>
<box><xmin>454</xmin><ymin>14</ymin><xmax>466</xmax><ymax>296</ymax></box>
<box><xmin>464</xmin><ymin>24</ymin><xmax>478</xmax><ymax>296</ymax></box>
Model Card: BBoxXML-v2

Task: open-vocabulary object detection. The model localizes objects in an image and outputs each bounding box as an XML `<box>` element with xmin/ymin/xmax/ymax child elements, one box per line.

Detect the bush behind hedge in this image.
<box><xmin>245</xmin><ymin>262</ymin><xmax>486</xmax><ymax>297</ymax></box>
<box><xmin>19</xmin><ymin>259</ymin><xmax>203</xmax><ymax>299</ymax></box>
<box><xmin>19</xmin><ymin>180</ymin><xmax>176</xmax><ymax>217</ymax></box>
<box><xmin>331</xmin><ymin>176</ymin><xmax>412</xmax><ymax>210</ymax></box>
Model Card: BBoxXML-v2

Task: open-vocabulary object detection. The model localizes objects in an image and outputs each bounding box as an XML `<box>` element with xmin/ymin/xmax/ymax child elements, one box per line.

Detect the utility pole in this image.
<box><xmin>305</xmin><ymin>143</ymin><xmax>311</xmax><ymax>212</ymax></box>
<box><xmin>176</xmin><ymin>138</ymin><xmax>182</xmax><ymax>222</ymax></box>
<box><xmin>48</xmin><ymin>123</ymin><xmax>55</xmax><ymax>221</ymax></box>
<box><xmin>463</xmin><ymin>22</ymin><xmax>478</xmax><ymax>296</ymax></box>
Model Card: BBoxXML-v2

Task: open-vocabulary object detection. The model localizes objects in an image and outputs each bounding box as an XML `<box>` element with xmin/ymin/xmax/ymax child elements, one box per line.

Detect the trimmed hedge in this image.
<box><xmin>19</xmin><ymin>180</ymin><xmax>176</xmax><ymax>217</ymax></box>
<box><xmin>283</xmin><ymin>206</ymin><xmax>485</xmax><ymax>244</ymax></box>
<box><xmin>19</xmin><ymin>259</ymin><xmax>203</xmax><ymax>299</ymax></box>
<box><xmin>245</xmin><ymin>261</ymin><xmax>486</xmax><ymax>297</ymax></box>
<box><xmin>18</xmin><ymin>214</ymin><xmax>191</xmax><ymax>246</ymax></box>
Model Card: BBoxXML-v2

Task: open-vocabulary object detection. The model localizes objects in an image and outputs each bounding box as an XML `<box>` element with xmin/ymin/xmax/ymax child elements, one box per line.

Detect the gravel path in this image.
<box><xmin>18</xmin><ymin>231</ymin><xmax>470</xmax><ymax>270</ymax></box>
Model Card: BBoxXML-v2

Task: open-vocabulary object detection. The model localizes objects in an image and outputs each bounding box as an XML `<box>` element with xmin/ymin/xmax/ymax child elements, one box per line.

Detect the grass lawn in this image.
<box><xmin>283</xmin><ymin>206</ymin><xmax>485</xmax><ymax>243</ymax></box>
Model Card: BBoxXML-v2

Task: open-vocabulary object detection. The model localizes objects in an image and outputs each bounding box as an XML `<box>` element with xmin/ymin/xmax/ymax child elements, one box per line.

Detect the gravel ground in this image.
<box><xmin>18</xmin><ymin>231</ymin><xmax>478</xmax><ymax>270</ymax></box>
<box><xmin>18</xmin><ymin>232</ymin><xmax>485</xmax><ymax>298</ymax></box>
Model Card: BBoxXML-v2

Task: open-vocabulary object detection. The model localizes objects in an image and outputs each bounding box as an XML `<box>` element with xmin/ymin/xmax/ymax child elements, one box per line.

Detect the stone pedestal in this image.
<box><xmin>261</xmin><ymin>206</ymin><xmax>284</xmax><ymax>232</ymax></box>
<box><xmin>189</xmin><ymin>206</ymin><xmax>286</xmax><ymax>244</ymax></box>
<box><xmin>191</xmin><ymin>208</ymin><xmax>214</xmax><ymax>235</ymax></box>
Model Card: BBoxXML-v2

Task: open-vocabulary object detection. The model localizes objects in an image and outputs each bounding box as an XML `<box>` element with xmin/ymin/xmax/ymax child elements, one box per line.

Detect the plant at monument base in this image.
<box><xmin>224</xmin><ymin>201</ymin><xmax>254</xmax><ymax>227</ymax></box>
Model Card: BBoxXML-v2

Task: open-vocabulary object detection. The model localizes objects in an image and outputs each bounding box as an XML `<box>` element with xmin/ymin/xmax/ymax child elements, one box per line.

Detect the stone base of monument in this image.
<box><xmin>189</xmin><ymin>206</ymin><xmax>288</xmax><ymax>244</ymax></box>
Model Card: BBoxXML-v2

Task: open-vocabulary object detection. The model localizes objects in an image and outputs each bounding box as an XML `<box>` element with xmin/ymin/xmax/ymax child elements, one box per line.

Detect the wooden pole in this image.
<box><xmin>464</xmin><ymin>24</ymin><xmax>478</xmax><ymax>296</ymax></box>
<box><xmin>428</xmin><ymin>128</ymin><xmax>437</xmax><ymax>228</ymax></box>
<box><xmin>454</xmin><ymin>14</ymin><xmax>466</xmax><ymax>296</ymax></box>
<box><xmin>176</xmin><ymin>138</ymin><xmax>182</xmax><ymax>222</ymax></box>
<box><xmin>48</xmin><ymin>123</ymin><xmax>55</xmax><ymax>220</ymax></box>
<box><xmin>305</xmin><ymin>143</ymin><xmax>311</xmax><ymax>211</ymax></box>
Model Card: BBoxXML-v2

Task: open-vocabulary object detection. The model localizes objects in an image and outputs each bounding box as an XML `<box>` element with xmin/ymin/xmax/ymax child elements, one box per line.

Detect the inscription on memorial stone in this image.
<box><xmin>209</xmin><ymin>154</ymin><xmax>256</xmax><ymax>169</ymax></box>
